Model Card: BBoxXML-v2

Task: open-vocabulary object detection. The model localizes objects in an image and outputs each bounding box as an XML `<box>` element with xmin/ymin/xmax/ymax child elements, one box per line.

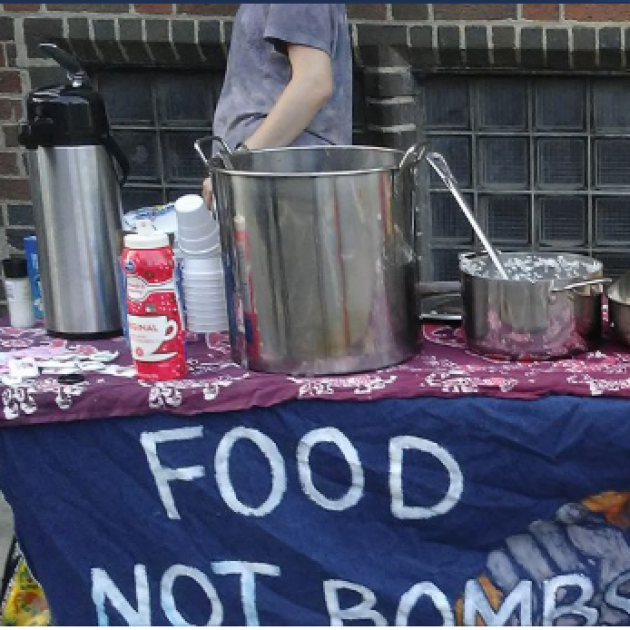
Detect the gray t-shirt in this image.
<box><xmin>213</xmin><ymin>4</ymin><xmax>352</xmax><ymax>150</ymax></box>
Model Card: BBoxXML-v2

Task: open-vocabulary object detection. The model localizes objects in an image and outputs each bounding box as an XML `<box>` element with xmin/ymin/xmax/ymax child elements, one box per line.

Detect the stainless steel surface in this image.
<box><xmin>416</xmin><ymin>280</ymin><xmax>461</xmax><ymax>297</ymax></box>
<box><xmin>606</xmin><ymin>272</ymin><xmax>630</xmax><ymax>346</ymax></box>
<box><xmin>420</xmin><ymin>294</ymin><xmax>462</xmax><ymax>323</ymax></box>
<box><xmin>417</xmin><ymin>281</ymin><xmax>462</xmax><ymax>322</ymax></box>
<box><xmin>426</xmin><ymin>151</ymin><xmax>509</xmax><ymax>280</ymax></box>
<box><xmin>460</xmin><ymin>252</ymin><xmax>606</xmax><ymax>360</ymax></box>
<box><xmin>29</xmin><ymin>146</ymin><xmax>123</xmax><ymax>336</ymax></box>
<box><xmin>202</xmin><ymin>143</ymin><xmax>420</xmax><ymax>375</ymax></box>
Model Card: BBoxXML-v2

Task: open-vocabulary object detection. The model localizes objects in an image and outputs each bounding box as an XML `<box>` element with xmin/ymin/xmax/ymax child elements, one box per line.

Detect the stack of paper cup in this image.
<box><xmin>175</xmin><ymin>194</ymin><xmax>220</xmax><ymax>258</ymax></box>
<box><xmin>175</xmin><ymin>195</ymin><xmax>228</xmax><ymax>333</ymax></box>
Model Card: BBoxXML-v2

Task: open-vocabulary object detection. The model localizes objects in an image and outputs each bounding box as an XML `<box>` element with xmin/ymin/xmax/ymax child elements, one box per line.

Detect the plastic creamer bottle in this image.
<box><xmin>2</xmin><ymin>258</ymin><xmax>36</xmax><ymax>328</ymax></box>
<box><xmin>121</xmin><ymin>219</ymin><xmax>187</xmax><ymax>380</ymax></box>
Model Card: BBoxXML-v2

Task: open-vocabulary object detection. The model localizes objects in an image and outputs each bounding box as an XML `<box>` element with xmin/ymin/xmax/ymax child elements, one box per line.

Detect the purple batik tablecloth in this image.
<box><xmin>2</xmin><ymin>322</ymin><xmax>630</xmax><ymax>427</ymax></box>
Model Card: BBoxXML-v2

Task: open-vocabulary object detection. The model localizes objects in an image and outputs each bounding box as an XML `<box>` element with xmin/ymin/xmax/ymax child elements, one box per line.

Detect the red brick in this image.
<box><xmin>0</xmin><ymin>152</ymin><xmax>18</xmax><ymax>176</ymax></box>
<box><xmin>522</xmin><ymin>4</ymin><xmax>560</xmax><ymax>21</ymax></box>
<box><xmin>0</xmin><ymin>101</ymin><xmax>11</xmax><ymax>120</ymax></box>
<box><xmin>2</xmin><ymin>124</ymin><xmax>18</xmax><ymax>147</ymax></box>
<box><xmin>434</xmin><ymin>3</ymin><xmax>516</xmax><ymax>20</ymax></box>
<box><xmin>0</xmin><ymin>178</ymin><xmax>30</xmax><ymax>202</ymax></box>
<box><xmin>0</xmin><ymin>99</ymin><xmax>21</xmax><ymax>121</ymax></box>
<box><xmin>391</xmin><ymin>4</ymin><xmax>429</xmax><ymax>20</ymax></box>
<box><xmin>46</xmin><ymin>3</ymin><xmax>129</xmax><ymax>12</ymax></box>
<box><xmin>0</xmin><ymin>96</ymin><xmax>22</xmax><ymax>122</ymax></box>
<box><xmin>347</xmin><ymin>4</ymin><xmax>387</xmax><ymax>20</ymax></box>
<box><xmin>565</xmin><ymin>4</ymin><xmax>630</xmax><ymax>21</ymax></box>
<box><xmin>0</xmin><ymin>47</ymin><xmax>5</xmax><ymax>68</ymax></box>
<box><xmin>177</xmin><ymin>3</ymin><xmax>237</xmax><ymax>17</ymax></box>
<box><xmin>135</xmin><ymin>3</ymin><xmax>172</xmax><ymax>14</ymax></box>
<box><xmin>0</xmin><ymin>71</ymin><xmax>21</xmax><ymax>94</ymax></box>
<box><xmin>3</xmin><ymin>4</ymin><xmax>41</xmax><ymax>10</ymax></box>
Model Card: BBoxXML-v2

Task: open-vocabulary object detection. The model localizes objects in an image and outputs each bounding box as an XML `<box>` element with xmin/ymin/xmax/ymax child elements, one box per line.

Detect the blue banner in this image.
<box><xmin>1</xmin><ymin>396</ymin><xmax>630</xmax><ymax>625</ymax></box>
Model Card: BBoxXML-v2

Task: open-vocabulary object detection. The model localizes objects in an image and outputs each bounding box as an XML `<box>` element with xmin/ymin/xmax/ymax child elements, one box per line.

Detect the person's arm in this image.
<box><xmin>203</xmin><ymin>43</ymin><xmax>334</xmax><ymax>207</ymax></box>
<box><xmin>243</xmin><ymin>43</ymin><xmax>333</xmax><ymax>149</ymax></box>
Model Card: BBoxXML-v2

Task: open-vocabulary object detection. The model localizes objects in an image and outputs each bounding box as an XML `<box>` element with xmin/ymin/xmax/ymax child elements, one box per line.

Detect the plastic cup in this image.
<box><xmin>182</xmin><ymin>269</ymin><xmax>224</xmax><ymax>279</ymax></box>
<box><xmin>175</xmin><ymin>195</ymin><xmax>215</xmax><ymax>228</ymax></box>
<box><xmin>175</xmin><ymin>194</ymin><xmax>221</xmax><ymax>255</ymax></box>
<box><xmin>185</xmin><ymin>303</ymin><xmax>228</xmax><ymax>316</ymax></box>
<box><xmin>187</xmin><ymin>315</ymin><xmax>228</xmax><ymax>325</ymax></box>
<box><xmin>186</xmin><ymin>302</ymin><xmax>227</xmax><ymax>313</ymax></box>
<box><xmin>183</xmin><ymin>282</ymin><xmax>225</xmax><ymax>293</ymax></box>
<box><xmin>185</xmin><ymin>303</ymin><xmax>226</xmax><ymax>315</ymax></box>
<box><xmin>186</xmin><ymin>309</ymin><xmax>227</xmax><ymax>322</ymax></box>
<box><xmin>182</xmin><ymin>274</ymin><xmax>224</xmax><ymax>283</ymax></box>
<box><xmin>187</xmin><ymin>313</ymin><xmax>228</xmax><ymax>324</ymax></box>
<box><xmin>182</xmin><ymin>256</ymin><xmax>223</xmax><ymax>274</ymax></box>
<box><xmin>178</xmin><ymin>234</ymin><xmax>220</xmax><ymax>256</ymax></box>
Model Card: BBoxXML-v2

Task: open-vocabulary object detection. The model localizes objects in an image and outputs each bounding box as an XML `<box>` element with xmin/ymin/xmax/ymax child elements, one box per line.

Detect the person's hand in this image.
<box><xmin>202</xmin><ymin>177</ymin><xmax>213</xmax><ymax>210</ymax></box>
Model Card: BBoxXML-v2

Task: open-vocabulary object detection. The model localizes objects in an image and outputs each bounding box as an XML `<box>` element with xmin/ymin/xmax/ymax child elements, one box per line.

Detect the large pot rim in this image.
<box><xmin>208</xmin><ymin>144</ymin><xmax>405</xmax><ymax>179</ymax></box>
<box><xmin>459</xmin><ymin>251</ymin><xmax>603</xmax><ymax>283</ymax></box>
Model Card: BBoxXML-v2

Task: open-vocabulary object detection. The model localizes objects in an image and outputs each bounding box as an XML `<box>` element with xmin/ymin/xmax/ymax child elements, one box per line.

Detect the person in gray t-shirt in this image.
<box><xmin>203</xmin><ymin>3</ymin><xmax>352</xmax><ymax>204</ymax></box>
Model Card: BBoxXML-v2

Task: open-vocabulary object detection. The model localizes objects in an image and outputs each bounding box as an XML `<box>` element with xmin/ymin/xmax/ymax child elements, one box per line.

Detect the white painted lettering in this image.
<box><xmin>543</xmin><ymin>574</ymin><xmax>598</xmax><ymax>626</ymax></box>
<box><xmin>297</xmin><ymin>428</ymin><xmax>364</xmax><ymax>511</ymax></box>
<box><xmin>91</xmin><ymin>564</ymin><xmax>151</xmax><ymax>626</ymax></box>
<box><xmin>324</xmin><ymin>579</ymin><xmax>387</xmax><ymax>626</ymax></box>
<box><xmin>161</xmin><ymin>564</ymin><xmax>223</xmax><ymax>626</ymax></box>
<box><xmin>605</xmin><ymin>571</ymin><xmax>630</xmax><ymax>616</ymax></box>
<box><xmin>140</xmin><ymin>427</ymin><xmax>206</xmax><ymax>520</ymax></box>
<box><xmin>389</xmin><ymin>436</ymin><xmax>463</xmax><ymax>520</ymax></box>
<box><xmin>215</xmin><ymin>427</ymin><xmax>286</xmax><ymax>517</ymax></box>
<box><xmin>396</xmin><ymin>581</ymin><xmax>453</xmax><ymax>625</ymax></box>
<box><xmin>464</xmin><ymin>579</ymin><xmax>532</xmax><ymax>626</ymax></box>
<box><xmin>212</xmin><ymin>561</ymin><xmax>281</xmax><ymax>625</ymax></box>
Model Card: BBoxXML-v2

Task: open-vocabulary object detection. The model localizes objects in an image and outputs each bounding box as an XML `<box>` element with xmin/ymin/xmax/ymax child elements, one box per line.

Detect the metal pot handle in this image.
<box><xmin>398</xmin><ymin>141</ymin><xmax>429</xmax><ymax>172</ymax></box>
<box><xmin>395</xmin><ymin>141</ymin><xmax>429</xmax><ymax>269</ymax></box>
<box><xmin>194</xmin><ymin>135</ymin><xmax>234</xmax><ymax>170</ymax></box>
<box><xmin>551</xmin><ymin>277</ymin><xmax>613</xmax><ymax>293</ymax></box>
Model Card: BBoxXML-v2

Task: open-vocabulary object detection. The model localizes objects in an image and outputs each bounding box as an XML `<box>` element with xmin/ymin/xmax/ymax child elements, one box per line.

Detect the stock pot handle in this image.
<box><xmin>395</xmin><ymin>142</ymin><xmax>429</xmax><ymax>264</ymax></box>
<box><xmin>398</xmin><ymin>141</ymin><xmax>429</xmax><ymax>173</ymax></box>
<box><xmin>194</xmin><ymin>135</ymin><xmax>234</xmax><ymax>169</ymax></box>
<box><xmin>551</xmin><ymin>277</ymin><xmax>613</xmax><ymax>293</ymax></box>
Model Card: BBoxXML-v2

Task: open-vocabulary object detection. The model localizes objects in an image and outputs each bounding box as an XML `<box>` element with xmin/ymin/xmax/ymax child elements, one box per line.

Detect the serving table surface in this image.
<box><xmin>1</xmin><ymin>322</ymin><xmax>630</xmax><ymax>427</ymax></box>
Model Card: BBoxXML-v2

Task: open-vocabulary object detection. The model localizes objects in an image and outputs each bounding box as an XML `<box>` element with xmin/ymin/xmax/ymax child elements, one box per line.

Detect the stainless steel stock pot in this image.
<box><xmin>195</xmin><ymin>137</ymin><xmax>426</xmax><ymax>375</ymax></box>
<box><xmin>460</xmin><ymin>252</ymin><xmax>610</xmax><ymax>360</ymax></box>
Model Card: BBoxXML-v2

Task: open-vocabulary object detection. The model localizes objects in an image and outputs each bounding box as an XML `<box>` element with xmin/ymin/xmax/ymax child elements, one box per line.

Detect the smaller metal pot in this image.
<box><xmin>460</xmin><ymin>252</ymin><xmax>610</xmax><ymax>360</ymax></box>
<box><xmin>606</xmin><ymin>271</ymin><xmax>630</xmax><ymax>346</ymax></box>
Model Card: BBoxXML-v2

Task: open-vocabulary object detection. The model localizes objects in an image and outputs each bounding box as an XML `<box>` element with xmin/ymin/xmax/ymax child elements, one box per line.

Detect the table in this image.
<box><xmin>1</xmin><ymin>324</ymin><xmax>630</xmax><ymax>625</ymax></box>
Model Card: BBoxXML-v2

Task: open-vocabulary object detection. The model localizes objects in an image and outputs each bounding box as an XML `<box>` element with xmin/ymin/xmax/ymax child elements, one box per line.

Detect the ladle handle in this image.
<box><xmin>427</xmin><ymin>151</ymin><xmax>458</xmax><ymax>190</ymax></box>
<box><xmin>428</xmin><ymin>151</ymin><xmax>509</xmax><ymax>280</ymax></box>
<box><xmin>194</xmin><ymin>135</ymin><xmax>233</xmax><ymax>169</ymax></box>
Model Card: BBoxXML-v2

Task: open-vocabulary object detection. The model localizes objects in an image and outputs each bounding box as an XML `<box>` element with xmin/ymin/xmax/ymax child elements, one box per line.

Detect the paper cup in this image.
<box><xmin>183</xmin><ymin>256</ymin><xmax>223</xmax><ymax>274</ymax></box>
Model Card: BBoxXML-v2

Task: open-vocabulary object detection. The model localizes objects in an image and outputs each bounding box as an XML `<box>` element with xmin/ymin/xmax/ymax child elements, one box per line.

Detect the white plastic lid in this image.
<box><xmin>124</xmin><ymin>219</ymin><xmax>169</xmax><ymax>249</ymax></box>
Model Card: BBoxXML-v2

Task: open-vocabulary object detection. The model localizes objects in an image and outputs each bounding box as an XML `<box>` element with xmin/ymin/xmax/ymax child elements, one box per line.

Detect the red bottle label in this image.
<box><xmin>122</xmin><ymin>245</ymin><xmax>187</xmax><ymax>381</ymax></box>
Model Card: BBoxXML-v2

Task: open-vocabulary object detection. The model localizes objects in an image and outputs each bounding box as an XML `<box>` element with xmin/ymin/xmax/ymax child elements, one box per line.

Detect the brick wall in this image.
<box><xmin>0</xmin><ymin>3</ymin><xmax>629</xmax><ymax>265</ymax></box>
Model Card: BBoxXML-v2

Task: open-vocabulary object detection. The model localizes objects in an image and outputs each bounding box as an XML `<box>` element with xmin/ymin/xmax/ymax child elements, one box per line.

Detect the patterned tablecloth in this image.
<box><xmin>2</xmin><ymin>322</ymin><xmax>630</xmax><ymax>428</ymax></box>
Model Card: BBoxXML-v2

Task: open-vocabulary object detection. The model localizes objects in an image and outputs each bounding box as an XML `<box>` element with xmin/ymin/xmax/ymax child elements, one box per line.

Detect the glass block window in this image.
<box><xmin>96</xmin><ymin>70</ymin><xmax>368</xmax><ymax>213</ymax></box>
<box><xmin>419</xmin><ymin>76</ymin><xmax>630</xmax><ymax>280</ymax></box>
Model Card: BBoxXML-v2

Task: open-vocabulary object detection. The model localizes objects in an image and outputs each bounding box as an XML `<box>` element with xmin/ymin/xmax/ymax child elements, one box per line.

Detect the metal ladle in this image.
<box><xmin>426</xmin><ymin>151</ymin><xmax>509</xmax><ymax>280</ymax></box>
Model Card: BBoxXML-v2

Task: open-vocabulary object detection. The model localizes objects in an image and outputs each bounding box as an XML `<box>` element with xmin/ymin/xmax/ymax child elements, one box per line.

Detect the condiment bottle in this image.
<box><xmin>2</xmin><ymin>258</ymin><xmax>36</xmax><ymax>328</ymax></box>
<box><xmin>121</xmin><ymin>220</ymin><xmax>187</xmax><ymax>380</ymax></box>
